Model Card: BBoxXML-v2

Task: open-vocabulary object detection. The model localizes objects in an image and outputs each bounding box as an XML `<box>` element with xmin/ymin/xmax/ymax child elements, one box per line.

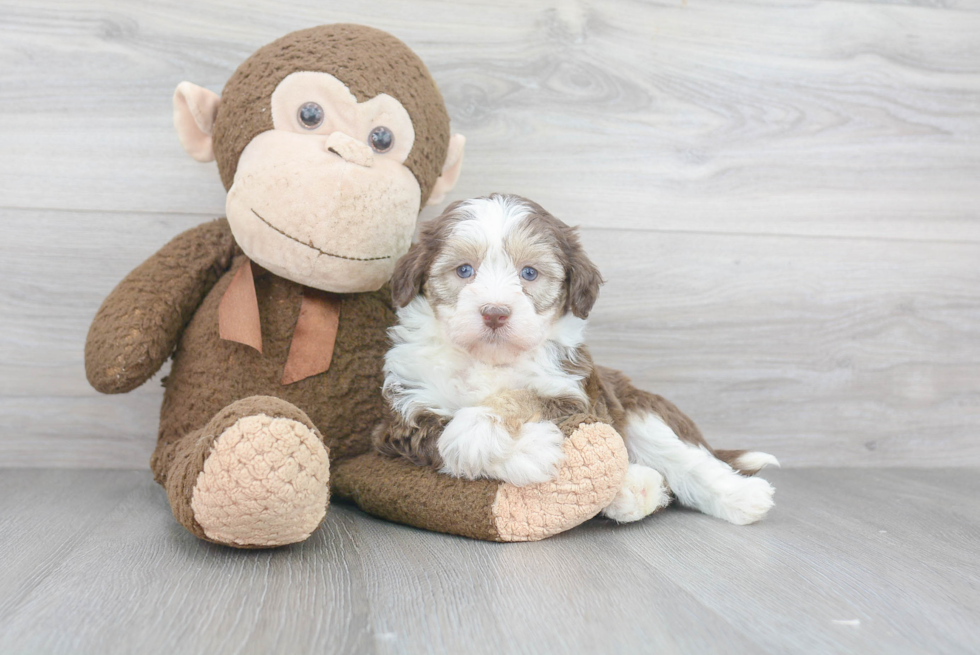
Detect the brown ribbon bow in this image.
<box><xmin>218</xmin><ymin>259</ymin><xmax>341</xmax><ymax>385</ymax></box>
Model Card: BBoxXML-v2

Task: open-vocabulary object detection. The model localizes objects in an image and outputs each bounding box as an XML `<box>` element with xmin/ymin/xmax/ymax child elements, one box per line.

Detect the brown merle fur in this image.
<box><xmin>594</xmin><ymin>365</ymin><xmax>759</xmax><ymax>475</ymax></box>
<box><xmin>374</xmin><ymin>346</ymin><xmax>599</xmax><ymax>470</ymax></box>
<box><xmin>390</xmin><ymin>194</ymin><xmax>604</xmax><ymax>319</ymax></box>
<box><xmin>373</xmin><ymin>402</ymin><xmax>447</xmax><ymax>468</ymax></box>
<box><xmin>390</xmin><ymin>199</ymin><xmax>466</xmax><ymax>308</ymax></box>
<box><xmin>517</xmin><ymin>196</ymin><xmax>604</xmax><ymax>319</ymax></box>
<box><xmin>378</xmin><ymin>195</ymin><xmax>763</xmax><ymax>477</ymax></box>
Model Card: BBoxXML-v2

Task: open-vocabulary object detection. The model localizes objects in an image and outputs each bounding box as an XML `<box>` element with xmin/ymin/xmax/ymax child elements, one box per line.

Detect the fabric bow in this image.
<box><xmin>217</xmin><ymin>259</ymin><xmax>341</xmax><ymax>385</ymax></box>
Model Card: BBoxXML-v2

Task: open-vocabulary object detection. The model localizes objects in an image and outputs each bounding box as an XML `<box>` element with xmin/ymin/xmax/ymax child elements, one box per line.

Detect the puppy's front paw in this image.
<box><xmin>718</xmin><ymin>476</ymin><xmax>775</xmax><ymax>525</ymax></box>
<box><xmin>437</xmin><ymin>407</ymin><xmax>513</xmax><ymax>480</ymax></box>
<box><xmin>493</xmin><ymin>421</ymin><xmax>565</xmax><ymax>486</ymax></box>
<box><xmin>602</xmin><ymin>464</ymin><xmax>671</xmax><ymax>523</ymax></box>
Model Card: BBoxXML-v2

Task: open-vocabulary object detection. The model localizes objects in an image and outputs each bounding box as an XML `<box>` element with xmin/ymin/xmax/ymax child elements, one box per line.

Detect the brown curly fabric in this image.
<box><xmin>212</xmin><ymin>24</ymin><xmax>450</xmax><ymax>205</ymax></box>
<box><xmin>85</xmin><ymin>219</ymin><xmax>237</xmax><ymax>395</ymax></box>
<box><xmin>149</xmin><ymin>222</ymin><xmax>394</xmax><ymax>472</ymax></box>
<box><xmin>331</xmin><ymin>454</ymin><xmax>501</xmax><ymax>540</ymax></box>
<box><xmin>332</xmin><ymin>419</ymin><xmax>629</xmax><ymax>543</ymax></box>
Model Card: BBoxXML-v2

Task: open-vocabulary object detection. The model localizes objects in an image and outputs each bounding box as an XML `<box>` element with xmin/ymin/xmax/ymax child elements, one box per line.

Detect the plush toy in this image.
<box><xmin>85</xmin><ymin>24</ymin><xmax>629</xmax><ymax>548</ymax></box>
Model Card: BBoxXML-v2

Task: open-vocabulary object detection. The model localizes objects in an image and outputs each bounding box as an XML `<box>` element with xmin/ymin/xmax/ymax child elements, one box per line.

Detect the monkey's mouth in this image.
<box><xmin>250</xmin><ymin>209</ymin><xmax>391</xmax><ymax>262</ymax></box>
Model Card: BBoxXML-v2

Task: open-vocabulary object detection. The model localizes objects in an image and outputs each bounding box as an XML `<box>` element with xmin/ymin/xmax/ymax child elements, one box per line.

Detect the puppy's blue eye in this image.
<box><xmin>456</xmin><ymin>264</ymin><xmax>474</xmax><ymax>279</ymax></box>
<box><xmin>520</xmin><ymin>266</ymin><xmax>538</xmax><ymax>281</ymax></box>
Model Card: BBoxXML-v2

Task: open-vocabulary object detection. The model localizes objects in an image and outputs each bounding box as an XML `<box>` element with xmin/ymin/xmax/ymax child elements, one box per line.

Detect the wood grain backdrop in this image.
<box><xmin>0</xmin><ymin>0</ymin><xmax>977</xmax><ymax>468</ymax></box>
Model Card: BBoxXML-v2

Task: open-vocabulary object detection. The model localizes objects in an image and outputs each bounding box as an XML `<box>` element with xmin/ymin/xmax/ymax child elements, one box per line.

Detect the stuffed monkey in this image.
<box><xmin>85</xmin><ymin>25</ymin><xmax>628</xmax><ymax>548</ymax></box>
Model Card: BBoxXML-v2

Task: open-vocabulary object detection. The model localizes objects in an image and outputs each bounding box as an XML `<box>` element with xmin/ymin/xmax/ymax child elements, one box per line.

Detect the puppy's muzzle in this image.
<box><xmin>481</xmin><ymin>305</ymin><xmax>511</xmax><ymax>330</ymax></box>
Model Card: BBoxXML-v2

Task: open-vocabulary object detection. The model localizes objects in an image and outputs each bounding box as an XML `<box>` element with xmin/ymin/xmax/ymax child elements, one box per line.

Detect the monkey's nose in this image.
<box><xmin>324</xmin><ymin>132</ymin><xmax>374</xmax><ymax>167</ymax></box>
<box><xmin>481</xmin><ymin>305</ymin><xmax>511</xmax><ymax>330</ymax></box>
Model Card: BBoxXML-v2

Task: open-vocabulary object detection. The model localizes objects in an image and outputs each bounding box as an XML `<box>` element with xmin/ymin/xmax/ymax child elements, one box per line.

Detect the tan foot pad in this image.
<box><xmin>492</xmin><ymin>422</ymin><xmax>629</xmax><ymax>542</ymax></box>
<box><xmin>191</xmin><ymin>414</ymin><xmax>330</xmax><ymax>547</ymax></box>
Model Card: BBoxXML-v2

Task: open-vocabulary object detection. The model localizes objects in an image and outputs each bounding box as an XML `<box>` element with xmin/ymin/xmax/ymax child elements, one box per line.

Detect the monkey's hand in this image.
<box><xmin>85</xmin><ymin>218</ymin><xmax>237</xmax><ymax>394</ymax></box>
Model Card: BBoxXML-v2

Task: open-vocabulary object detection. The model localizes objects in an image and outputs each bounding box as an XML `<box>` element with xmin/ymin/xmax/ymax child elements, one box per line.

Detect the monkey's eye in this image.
<box><xmin>298</xmin><ymin>102</ymin><xmax>324</xmax><ymax>129</ymax></box>
<box><xmin>456</xmin><ymin>264</ymin><xmax>474</xmax><ymax>279</ymax></box>
<box><xmin>520</xmin><ymin>266</ymin><xmax>538</xmax><ymax>281</ymax></box>
<box><xmin>369</xmin><ymin>126</ymin><xmax>395</xmax><ymax>153</ymax></box>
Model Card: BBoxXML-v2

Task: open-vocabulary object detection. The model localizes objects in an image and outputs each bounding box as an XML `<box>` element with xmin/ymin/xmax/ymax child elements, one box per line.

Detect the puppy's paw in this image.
<box><xmin>493</xmin><ymin>421</ymin><xmax>565</xmax><ymax>486</ymax></box>
<box><xmin>602</xmin><ymin>464</ymin><xmax>671</xmax><ymax>523</ymax></box>
<box><xmin>717</xmin><ymin>475</ymin><xmax>775</xmax><ymax>525</ymax></box>
<box><xmin>438</xmin><ymin>407</ymin><xmax>513</xmax><ymax>480</ymax></box>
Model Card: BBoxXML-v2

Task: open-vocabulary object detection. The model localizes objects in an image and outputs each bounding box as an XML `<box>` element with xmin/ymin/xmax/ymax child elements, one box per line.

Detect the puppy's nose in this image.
<box><xmin>481</xmin><ymin>305</ymin><xmax>511</xmax><ymax>330</ymax></box>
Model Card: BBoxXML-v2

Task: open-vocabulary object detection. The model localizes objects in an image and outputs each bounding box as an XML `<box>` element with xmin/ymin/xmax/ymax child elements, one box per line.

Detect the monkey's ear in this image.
<box><xmin>173</xmin><ymin>82</ymin><xmax>221</xmax><ymax>163</ymax></box>
<box><xmin>426</xmin><ymin>134</ymin><xmax>466</xmax><ymax>206</ymax></box>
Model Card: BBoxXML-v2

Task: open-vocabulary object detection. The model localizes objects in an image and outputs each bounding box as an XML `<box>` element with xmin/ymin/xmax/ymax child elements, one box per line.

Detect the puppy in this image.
<box><xmin>374</xmin><ymin>194</ymin><xmax>778</xmax><ymax>524</ymax></box>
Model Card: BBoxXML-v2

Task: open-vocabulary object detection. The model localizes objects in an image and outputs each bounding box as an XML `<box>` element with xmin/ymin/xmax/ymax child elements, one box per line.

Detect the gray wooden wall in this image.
<box><xmin>1</xmin><ymin>0</ymin><xmax>977</xmax><ymax>469</ymax></box>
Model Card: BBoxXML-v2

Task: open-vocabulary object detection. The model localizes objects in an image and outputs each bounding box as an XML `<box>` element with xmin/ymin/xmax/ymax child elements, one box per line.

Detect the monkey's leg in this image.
<box><xmin>331</xmin><ymin>417</ymin><xmax>628</xmax><ymax>542</ymax></box>
<box><xmin>151</xmin><ymin>396</ymin><xmax>330</xmax><ymax>548</ymax></box>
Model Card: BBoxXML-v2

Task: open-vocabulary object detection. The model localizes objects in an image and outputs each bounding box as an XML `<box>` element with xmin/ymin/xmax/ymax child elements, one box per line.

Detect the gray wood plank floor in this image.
<box><xmin>0</xmin><ymin>468</ymin><xmax>977</xmax><ymax>655</ymax></box>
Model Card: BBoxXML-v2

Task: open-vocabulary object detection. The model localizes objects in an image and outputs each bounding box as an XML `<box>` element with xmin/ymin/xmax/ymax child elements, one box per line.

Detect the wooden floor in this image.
<box><xmin>0</xmin><ymin>468</ymin><xmax>976</xmax><ymax>654</ymax></box>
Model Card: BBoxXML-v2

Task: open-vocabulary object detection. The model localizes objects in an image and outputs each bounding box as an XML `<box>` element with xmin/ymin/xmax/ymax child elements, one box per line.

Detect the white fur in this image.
<box><xmin>382</xmin><ymin>196</ymin><xmax>590</xmax><ymax>486</ymax></box>
<box><xmin>439</xmin><ymin>254</ymin><xmax>548</xmax><ymax>364</ymax></box>
<box><xmin>623</xmin><ymin>413</ymin><xmax>775</xmax><ymax>525</ymax></box>
<box><xmin>734</xmin><ymin>451</ymin><xmax>781</xmax><ymax>472</ymax></box>
<box><xmin>384</xmin><ymin>297</ymin><xmax>585</xmax><ymax>485</ymax></box>
<box><xmin>601</xmin><ymin>464</ymin><xmax>672</xmax><ymax>522</ymax></box>
<box><xmin>385</xmin><ymin>296</ymin><xmax>588</xmax><ymax>423</ymax></box>
<box><xmin>437</xmin><ymin>409</ymin><xmax>565</xmax><ymax>485</ymax></box>
<box><xmin>453</xmin><ymin>195</ymin><xmax>529</xmax><ymax>248</ymax></box>
<box><xmin>435</xmin><ymin>196</ymin><xmax>555</xmax><ymax>365</ymax></box>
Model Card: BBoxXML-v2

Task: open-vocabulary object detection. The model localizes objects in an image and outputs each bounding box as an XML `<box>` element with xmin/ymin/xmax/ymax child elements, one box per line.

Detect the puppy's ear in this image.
<box><xmin>562</xmin><ymin>226</ymin><xmax>604</xmax><ymax>319</ymax></box>
<box><xmin>391</xmin><ymin>241</ymin><xmax>429</xmax><ymax>308</ymax></box>
<box><xmin>391</xmin><ymin>201</ymin><xmax>466</xmax><ymax>308</ymax></box>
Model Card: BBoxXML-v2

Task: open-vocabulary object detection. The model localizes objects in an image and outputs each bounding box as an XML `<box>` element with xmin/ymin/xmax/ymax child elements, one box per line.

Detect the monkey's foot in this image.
<box><xmin>191</xmin><ymin>413</ymin><xmax>329</xmax><ymax>547</ymax></box>
<box><xmin>162</xmin><ymin>396</ymin><xmax>330</xmax><ymax>548</ymax></box>
<box><xmin>600</xmin><ymin>464</ymin><xmax>672</xmax><ymax>523</ymax></box>
<box><xmin>491</xmin><ymin>421</ymin><xmax>629</xmax><ymax>541</ymax></box>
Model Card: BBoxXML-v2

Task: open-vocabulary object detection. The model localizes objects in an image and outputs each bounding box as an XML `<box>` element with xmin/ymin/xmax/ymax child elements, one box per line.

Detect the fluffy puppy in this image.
<box><xmin>375</xmin><ymin>194</ymin><xmax>778</xmax><ymax>524</ymax></box>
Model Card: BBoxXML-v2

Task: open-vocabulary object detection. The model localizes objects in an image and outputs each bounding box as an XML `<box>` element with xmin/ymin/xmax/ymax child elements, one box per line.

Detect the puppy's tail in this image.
<box><xmin>714</xmin><ymin>449</ymin><xmax>781</xmax><ymax>476</ymax></box>
<box><xmin>596</xmin><ymin>365</ymin><xmax>779</xmax><ymax>477</ymax></box>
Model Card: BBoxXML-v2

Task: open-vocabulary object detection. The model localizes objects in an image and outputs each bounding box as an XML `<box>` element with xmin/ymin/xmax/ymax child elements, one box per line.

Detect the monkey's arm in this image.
<box><xmin>85</xmin><ymin>218</ymin><xmax>237</xmax><ymax>394</ymax></box>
